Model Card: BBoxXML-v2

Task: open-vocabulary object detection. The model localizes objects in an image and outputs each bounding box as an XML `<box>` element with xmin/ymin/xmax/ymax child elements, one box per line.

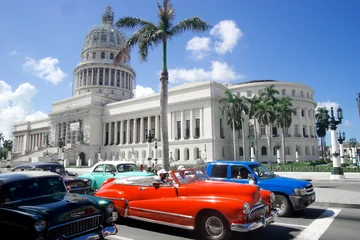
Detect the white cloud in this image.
<box><xmin>316</xmin><ymin>101</ymin><xmax>340</xmax><ymax>111</ymax></box>
<box><xmin>134</xmin><ymin>85</ymin><xmax>155</xmax><ymax>98</ymax></box>
<box><xmin>25</xmin><ymin>111</ymin><xmax>49</xmax><ymax>121</ymax></box>
<box><xmin>9</xmin><ymin>50</ymin><xmax>18</xmax><ymax>56</ymax></box>
<box><xmin>168</xmin><ymin>61</ymin><xmax>244</xmax><ymax>84</ymax></box>
<box><xmin>210</xmin><ymin>20</ymin><xmax>243</xmax><ymax>55</ymax></box>
<box><xmin>0</xmin><ymin>80</ymin><xmax>48</xmax><ymax>140</ymax></box>
<box><xmin>186</xmin><ymin>37</ymin><xmax>211</xmax><ymax>60</ymax></box>
<box><xmin>344</xmin><ymin>120</ymin><xmax>352</xmax><ymax>127</ymax></box>
<box><xmin>23</xmin><ymin>57</ymin><xmax>68</xmax><ymax>85</ymax></box>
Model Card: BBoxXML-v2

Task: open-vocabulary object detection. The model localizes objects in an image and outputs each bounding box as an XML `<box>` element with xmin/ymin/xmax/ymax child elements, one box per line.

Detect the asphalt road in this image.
<box><xmin>105</xmin><ymin>206</ymin><xmax>360</xmax><ymax>240</ymax></box>
<box><xmin>313</xmin><ymin>181</ymin><xmax>360</xmax><ymax>192</ymax></box>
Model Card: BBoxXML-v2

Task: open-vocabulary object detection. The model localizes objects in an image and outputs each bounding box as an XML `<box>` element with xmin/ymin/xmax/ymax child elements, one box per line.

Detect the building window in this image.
<box><xmin>247</xmin><ymin>90</ymin><xmax>252</xmax><ymax>97</ymax></box>
<box><xmin>301</xmin><ymin>109</ymin><xmax>305</xmax><ymax>117</ymax></box>
<box><xmin>177</xmin><ymin>121</ymin><xmax>181</xmax><ymax>140</ymax></box>
<box><xmin>260</xmin><ymin>126</ymin><xmax>266</xmax><ymax>136</ymax></box>
<box><xmin>292</xmin><ymin>90</ymin><xmax>295</xmax><ymax>96</ymax></box>
<box><xmin>220</xmin><ymin>118</ymin><xmax>224</xmax><ymax>138</ymax></box>
<box><xmin>101</xmin><ymin>52</ymin><xmax>105</xmax><ymax>59</ymax></box>
<box><xmin>105</xmin><ymin>68</ymin><xmax>109</xmax><ymax>85</ymax></box>
<box><xmin>99</xmin><ymin>68</ymin><xmax>104</xmax><ymax>85</ymax></box>
<box><xmin>195</xmin><ymin>118</ymin><xmax>200</xmax><ymax>138</ymax></box>
<box><xmin>282</xmin><ymin>89</ymin><xmax>286</xmax><ymax>95</ymax></box>
<box><xmin>272</xmin><ymin>127</ymin><xmax>278</xmax><ymax>137</ymax></box>
<box><xmin>92</xmin><ymin>52</ymin><xmax>96</xmax><ymax>59</ymax></box>
<box><xmin>93</xmin><ymin>68</ymin><xmax>97</xmax><ymax>85</ymax></box>
<box><xmin>294</xmin><ymin>125</ymin><xmax>299</xmax><ymax>136</ymax></box>
<box><xmin>261</xmin><ymin>146</ymin><xmax>267</xmax><ymax>156</ymax></box>
<box><xmin>116</xmin><ymin>70</ymin><xmax>120</xmax><ymax>87</ymax></box>
<box><xmin>308</xmin><ymin>110</ymin><xmax>311</xmax><ymax>118</ymax></box>
<box><xmin>121</xmin><ymin>72</ymin><xmax>125</xmax><ymax>88</ymax></box>
<box><xmin>185</xmin><ymin>119</ymin><xmax>190</xmax><ymax>139</ymax></box>
<box><xmin>239</xmin><ymin>147</ymin><xmax>243</xmax><ymax>156</ymax></box>
<box><xmin>110</xmin><ymin>69</ymin><xmax>115</xmax><ymax>86</ymax></box>
<box><xmin>303</xmin><ymin>126</ymin><xmax>307</xmax><ymax>137</ymax></box>
<box><xmin>110</xmin><ymin>53</ymin><xmax>114</xmax><ymax>60</ymax></box>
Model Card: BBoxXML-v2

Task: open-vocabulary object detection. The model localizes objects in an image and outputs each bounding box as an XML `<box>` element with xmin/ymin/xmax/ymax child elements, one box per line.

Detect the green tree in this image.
<box><xmin>315</xmin><ymin>107</ymin><xmax>330</xmax><ymax>160</ymax></box>
<box><xmin>275</xmin><ymin>97</ymin><xmax>295</xmax><ymax>163</ymax></box>
<box><xmin>248</xmin><ymin>95</ymin><xmax>262</xmax><ymax>161</ymax></box>
<box><xmin>114</xmin><ymin>0</ymin><xmax>210</xmax><ymax>170</ymax></box>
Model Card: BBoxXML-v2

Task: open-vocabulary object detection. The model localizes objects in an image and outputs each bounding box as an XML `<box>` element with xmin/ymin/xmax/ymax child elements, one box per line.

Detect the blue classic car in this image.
<box><xmin>205</xmin><ymin>161</ymin><xmax>316</xmax><ymax>216</ymax></box>
<box><xmin>79</xmin><ymin>161</ymin><xmax>153</xmax><ymax>190</ymax></box>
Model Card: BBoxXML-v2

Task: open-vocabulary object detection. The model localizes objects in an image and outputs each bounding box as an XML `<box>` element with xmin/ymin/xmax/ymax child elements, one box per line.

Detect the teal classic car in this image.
<box><xmin>80</xmin><ymin>161</ymin><xmax>153</xmax><ymax>190</ymax></box>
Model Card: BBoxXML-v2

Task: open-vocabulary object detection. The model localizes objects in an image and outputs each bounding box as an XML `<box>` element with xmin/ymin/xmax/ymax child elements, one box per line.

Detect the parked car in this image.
<box><xmin>11</xmin><ymin>162</ymin><xmax>93</xmax><ymax>194</ymax></box>
<box><xmin>95</xmin><ymin>168</ymin><xmax>278</xmax><ymax>240</ymax></box>
<box><xmin>205</xmin><ymin>161</ymin><xmax>316</xmax><ymax>216</ymax></box>
<box><xmin>79</xmin><ymin>161</ymin><xmax>153</xmax><ymax>191</ymax></box>
<box><xmin>0</xmin><ymin>171</ymin><xmax>118</xmax><ymax>239</ymax></box>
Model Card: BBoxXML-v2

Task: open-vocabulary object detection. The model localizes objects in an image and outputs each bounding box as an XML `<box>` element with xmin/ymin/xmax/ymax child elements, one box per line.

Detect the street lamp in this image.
<box><xmin>274</xmin><ymin>142</ymin><xmax>281</xmax><ymax>164</ymax></box>
<box><xmin>154</xmin><ymin>139</ymin><xmax>158</xmax><ymax>166</ymax></box>
<box><xmin>145</xmin><ymin>129</ymin><xmax>155</xmax><ymax>164</ymax></box>
<box><xmin>250</xmin><ymin>134</ymin><xmax>255</xmax><ymax>162</ymax></box>
<box><xmin>204</xmin><ymin>144</ymin><xmax>207</xmax><ymax>162</ymax></box>
<box><xmin>338</xmin><ymin>131</ymin><xmax>346</xmax><ymax>165</ymax></box>
<box><xmin>349</xmin><ymin>138</ymin><xmax>357</xmax><ymax>166</ymax></box>
<box><xmin>329</xmin><ymin>106</ymin><xmax>344</xmax><ymax>179</ymax></box>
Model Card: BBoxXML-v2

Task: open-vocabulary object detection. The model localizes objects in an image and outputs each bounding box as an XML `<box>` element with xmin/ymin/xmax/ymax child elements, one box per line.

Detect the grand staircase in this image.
<box><xmin>10</xmin><ymin>146</ymin><xmax>59</xmax><ymax>166</ymax></box>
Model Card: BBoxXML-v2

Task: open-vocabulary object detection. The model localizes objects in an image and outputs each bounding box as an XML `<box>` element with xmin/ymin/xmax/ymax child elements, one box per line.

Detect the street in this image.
<box><xmin>105</xmin><ymin>206</ymin><xmax>360</xmax><ymax>240</ymax></box>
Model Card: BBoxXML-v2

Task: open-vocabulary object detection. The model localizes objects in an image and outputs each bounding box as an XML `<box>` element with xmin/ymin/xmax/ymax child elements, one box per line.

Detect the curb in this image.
<box><xmin>303</xmin><ymin>178</ymin><xmax>360</xmax><ymax>183</ymax></box>
<box><xmin>312</xmin><ymin>202</ymin><xmax>360</xmax><ymax>209</ymax></box>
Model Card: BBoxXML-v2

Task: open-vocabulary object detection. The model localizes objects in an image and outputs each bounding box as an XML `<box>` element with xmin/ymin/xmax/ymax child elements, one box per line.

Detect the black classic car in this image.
<box><xmin>0</xmin><ymin>171</ymin><xmax>118</xmax><ymax>239</ymax></box>
<box><xmin>12</xmin><ymin>162</ymin><xmax>93</xmax><ymax>194</ymax></box>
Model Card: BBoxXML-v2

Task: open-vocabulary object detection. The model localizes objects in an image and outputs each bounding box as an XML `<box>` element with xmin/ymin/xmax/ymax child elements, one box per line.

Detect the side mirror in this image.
<box><xmin>248</xmin><ymin>174</ymin><xmax>257</xmax><ymax>185</ymax></box>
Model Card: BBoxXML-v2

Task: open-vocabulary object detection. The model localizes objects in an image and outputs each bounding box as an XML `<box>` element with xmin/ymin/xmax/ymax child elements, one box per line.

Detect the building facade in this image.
<box><xmin>11</xmin><ymin>6</ymin><xmax>319</xmax><ymax>166</ymax></box>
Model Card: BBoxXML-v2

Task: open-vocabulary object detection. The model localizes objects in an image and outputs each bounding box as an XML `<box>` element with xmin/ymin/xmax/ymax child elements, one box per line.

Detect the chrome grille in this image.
<box><xmin>47</xmin><ymin>214</ymin><xmax>102</xmax><ymax>239</ymax></box>
<box><xmin>305</xmin><ymin>183</ymin><xmax>314</xmax><ymax>195</ymax></box>
<box><xmin>248</xmin><ymin>204</ymin><xmax>269</xmax><ymax>221</ymax></box>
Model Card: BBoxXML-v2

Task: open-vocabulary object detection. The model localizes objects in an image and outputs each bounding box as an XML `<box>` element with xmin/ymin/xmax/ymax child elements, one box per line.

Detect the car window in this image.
<box><xmin>116</xmin><ymin>164</ymin><xmax>139</xmax><ymax>172</ymax></box>
<box><xmin>93</xmin><ymin>164</ymin><xmax>105</xmax><ymax>173</ymax></box>
<box><xmin>1</xmin><ymin>177</ymin><xmax>66</xmax><ymax>203</ymax></box>
<box><xmin>105</xmin><ymin>164</ymin><xmax>116</xmax><ymax>173</ymax></box>
<box><xmin>231</xmin><ymin>165</ymin><xmax>244</xmax><ymax>179</ymax></box>
<box><xmin>211</xmin><ymin>164</ymin><xmax>228</xmax><ymax>178</ymax></box>
<box><xmin>13</xmin><ymin>168</ymin><xmax>31</xmax><ymax>172</ymax></box>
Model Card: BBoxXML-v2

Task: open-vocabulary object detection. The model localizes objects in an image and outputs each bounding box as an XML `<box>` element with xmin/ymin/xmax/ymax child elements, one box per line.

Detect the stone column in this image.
<box><xmin>108</xmin><ymin>121</ymin><xmax>112</xmax><ymax>145</ymax></box>
<box><xmin>339</xmin><ymin>143</ymin><xmax>344</xmax><ymax>164</ymax></box>
<box><xmin>126</xmin><ymin>119</ymin><xmax>130</xmax><ymax>144</ymax></box>
<box><xmin>102</xmin><ymin>123</ymin><xmax>106</xmax><ymax>146</ymax></box>
<box><xmin>251</xmin><ymin>146</ymin><xmax>255</xmax><ymax>162</ymax></box>
<box><xmin>330</xmin><ymin>129</ymin><xmax>344</xmax><ymax>179</ymax></box>
<box><xmin>155</xmin><ymin>115</ymin><xmax>159</xmax><ymax>140</ymax></box>
<box><xmin>181</xmin><ymin>111</ymin><xmax>185</xmax><ymax>140</ymax></box>
<box><xmin>120</xmin><ymin>120</ymin><xmax>124</xmax><ymax>145</ymax></box>
<box><xmin>200</xmin><ymin>107</ymin><xmax>204</xmax><ymax>138</ymax></box>
<box><xmin>133</xmin><ymin>118</ymin><xmax>137</xmax><ymax>143</ymax></box>
<box><xmin>140</xmin><ymin>117</ymin><xmax>144</xmax><ymax>143</ymax></box>
<box><xmin>190</xmin><ymin>109</ymin><xmax>194</xmax><ymax>139</ymax></box>
<box><xmin>23</xmin><ymin>134</ymin><xmax>28</xmax><ymax>154</ymax></box>
<box><xmin>352</xmin><ymin>147</ymin><xmax>357</xmax><ymax>165</ymax></box>
<box><xmin>277</xmin><ymin>149</ymin><xmax>281</xmax><ymax>164</ymax></box>
<box><xmin>147</xmin><ymin>116</ymin><xmax>151</xmax><ymax>133</ymax></box>
<box><xmin>114</xmin><ymin>121</ymin><xmax>118</xmax><ymax>145</ymax></box>
<box><xmin>172</xmin><ymin>112</ymin><xmax>176</xmax><ymax>140</ymax></box>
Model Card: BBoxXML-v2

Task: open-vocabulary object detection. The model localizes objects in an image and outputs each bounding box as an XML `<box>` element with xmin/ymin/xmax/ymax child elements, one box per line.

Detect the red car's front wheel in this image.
<box><xmin>197</xmin><ymin>211</ymin><xmax>231</xmax><ymax>240</ymax></box>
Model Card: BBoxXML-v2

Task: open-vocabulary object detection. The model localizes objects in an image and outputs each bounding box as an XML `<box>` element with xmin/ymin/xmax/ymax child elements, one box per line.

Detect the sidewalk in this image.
<box><xmin>274</xmin><ymin>171</ymin><xmax>360</xmax><ymax>182</ymax></box>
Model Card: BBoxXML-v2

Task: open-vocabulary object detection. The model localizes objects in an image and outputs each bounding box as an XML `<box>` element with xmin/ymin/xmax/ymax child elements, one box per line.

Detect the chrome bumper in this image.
<box><xmin>72</xmin><ymin>224</ymin><xmax>118</xmax><ymax>240</ymax></box>
<box><xmin>230</xmin><ymin>210</ymin><xmax>278</xmax><ymax>232</ymax></box>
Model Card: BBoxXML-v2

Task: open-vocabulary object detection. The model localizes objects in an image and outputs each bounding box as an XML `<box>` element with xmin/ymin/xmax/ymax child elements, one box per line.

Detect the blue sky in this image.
<box><xmin>0</xmin><ymin>0</ymin><xmax>359</xmax><ymax>145</ymax></box>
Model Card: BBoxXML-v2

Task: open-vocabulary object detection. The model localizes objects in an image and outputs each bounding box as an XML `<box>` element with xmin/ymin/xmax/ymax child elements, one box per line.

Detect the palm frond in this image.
<box><xmin>138</xmin><ymin>30</ymin><xmax>163</xmax><ymax>62</ymax></box>
<box><xmin>170</xmin><ymin>17</ymin><xmax>211</xmax><ymax>36</ymax></box>
<box><xmin>115</xmin><ymin>17</ymin><xmax>154</xmax><ymax>29</ymax></box>
<box><xmin>158</xmin><ymin>0</ymin><xmax>175</xmax><ymax>23</ymax></box>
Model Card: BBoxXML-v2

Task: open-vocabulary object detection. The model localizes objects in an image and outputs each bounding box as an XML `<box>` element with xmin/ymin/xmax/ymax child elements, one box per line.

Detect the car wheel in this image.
<box><xmin>197</xmin><ymin>211</ymin><xmax>231</xmax><ymax>240</ymax></box>
<box><xmin>273</xmin><ymin>194</ymin><xmax>292</xmax><ymax>217</ymax></box>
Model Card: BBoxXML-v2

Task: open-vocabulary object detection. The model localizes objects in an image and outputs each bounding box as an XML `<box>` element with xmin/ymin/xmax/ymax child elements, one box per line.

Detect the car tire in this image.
<box><xmin>273</xmin><ymin>194</ymin><xmax>292</xmax><ymax>217</ymax></box>
<box><xmin>197</xmin><ymin>211</ymin><xmax>231</xmax><ymax>240</ymax></box>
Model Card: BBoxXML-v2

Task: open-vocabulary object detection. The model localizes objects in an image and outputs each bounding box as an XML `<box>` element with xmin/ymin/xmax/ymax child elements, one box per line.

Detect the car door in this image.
<box><xmin>101</xmin><ymin>164</ymin><xmax>117</xmax><ymax>184</ymax></box>
<box><xmin>130</xmin><ymin>184</ymin><xmax>179</xmax><ymax>224</ymax></box>
<box><xmin>91</xmin><ymin>164</ymin><xmax>105</xmax><ymax>189</ymax></box>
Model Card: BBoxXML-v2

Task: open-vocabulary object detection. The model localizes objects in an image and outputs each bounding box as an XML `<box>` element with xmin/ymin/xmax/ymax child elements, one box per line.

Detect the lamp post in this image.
<box><xmin>250</xmin><ymin>134</ymin><xmax>255</xmax><ymax>162</ymax></box>
<box><xmin>329</xmin><ymin>106</ymin><xmax>344</xmax><ymax>179</ymax></box>
<box><xmin>204</xmin><ymin>144</ymin><xmax>207</xmax><ymax>162</ymax></box>
<box><xmin>145</xmin><ymin>129</ymin><xmax>155</xmax><ymax>165</ymax></box>
<box><xmin>275</xmin><ymin>142</ymin><xmax>281</xmax><ymax>164</ymax></box>
<box><xmin>349</xmin><ymin>138</ymin><xmax>357</xmax><ymax>166</ymax></box>
<box><xmin>295</xmin><ymin>145</ymin><xmax>299</xmax><ymax>162</ymax></box>
<box><xmin>154</xmin><ymin>139</ymin><xmax>158</xmax><ymax>167</ymax></box>
<box><xmin>337</xmin><ymin>131</ymin><xmax>346</xmax><ymax>165</ymax></box>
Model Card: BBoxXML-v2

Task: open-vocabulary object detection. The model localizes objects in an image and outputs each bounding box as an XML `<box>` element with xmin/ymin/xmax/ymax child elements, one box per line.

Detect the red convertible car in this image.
<box><xmin>95</xmin><ymin>168</ymin><xmax>278</xmax><ymax>240</ymax></box>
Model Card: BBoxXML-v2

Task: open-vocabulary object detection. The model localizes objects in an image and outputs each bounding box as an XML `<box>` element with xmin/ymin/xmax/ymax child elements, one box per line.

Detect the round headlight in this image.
<box><xmin>106</xmin><ymin>203</ymin><xmax>115</xmax><ymax>214</ymax></box>
<box><xmin>34</xmin><ymin>220</ymin><xmax>47</xmax><ymax>232</ymax></box>
<box><xmin>87</xmin><ymin>180</ymin><xmax>92</xmax><ymax>186</ymax></box>
<box><xmin>243</xmin><ymin>202</ymin><xmax>251</xmax><ymax>214</ymax></box>
<box><xmin>270</xmin><ymin>192</ymin><xmax>276</xmax><ymax>203</ymax></box>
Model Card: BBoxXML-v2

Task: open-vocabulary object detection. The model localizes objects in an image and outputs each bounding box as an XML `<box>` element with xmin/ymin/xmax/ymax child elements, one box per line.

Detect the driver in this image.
<box><xmin>155</xmin><ymin>169</ymin><xmax>171</xmax><ymax>185</ymax></box>
<box><xmin>238</xmin><ymin>167</ymin><xmax>250</xmax><ymax>179</ymax></box>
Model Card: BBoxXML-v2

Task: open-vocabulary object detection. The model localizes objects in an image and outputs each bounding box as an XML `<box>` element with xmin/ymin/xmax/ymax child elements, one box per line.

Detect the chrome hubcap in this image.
<box><xmin>205</xmin><ymin>216</ymin><xmax>224</xmax><ymax>238</ymax></box>
<box><xmin>274</xmin><ymin>198</ymin><xmax>285</xmax><ymax>212</ymax></box>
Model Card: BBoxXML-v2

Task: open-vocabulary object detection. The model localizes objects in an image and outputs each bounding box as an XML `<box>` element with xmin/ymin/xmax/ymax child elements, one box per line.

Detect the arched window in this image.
<box><xmin>184</xmin><ymin>148</ymin><xmax>189</xmax><ymax>160</ymax></box>
<box><xmin>92</xmin><ymin>52</ymin><xmax>96</xmax><ymax>59</ymax></box>
<box><xmin>239</xmin><ymin>147</ymin><xmax>243</xmax><ymax>156</ymax></box>
<box><xmin>110</xmin><ymin>53</ymin><xmax>114</xmax><ymax>59</ymax></box>
<box><xmin>101</xmin><ymin>52</ymin><xmax>105</xmax><ymax>59</ymax></box>
<box><xmin>261</xmin><ymin>146</ymin><xmax>267</xmax><ymax>156</ymax></box>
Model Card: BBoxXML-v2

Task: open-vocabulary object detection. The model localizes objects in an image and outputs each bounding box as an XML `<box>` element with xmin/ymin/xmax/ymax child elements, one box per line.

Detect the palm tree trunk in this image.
<box><xmin>242</xmin><ymin>123</ymin><xmax>246</xmax><ymax>161</ymax></box>
<box><xmin>254</xmin><ymin>119</ymin><xmax>258</xmax><ymax>161</ymax></box>
<box><xmin>267</xmin><ymin>125</ymin><xmax>271</xmax><ymax>164</ymax></box>
<box><xmin>281</xmin><ymin>128</ymin><xmax>286</xmax><ymax>164</ymax></box>
<box><xmin>232</xmin><ymin>119</ymin><xmax>237</xmax><ymax>161</ymax></box>
<box><xmin>160</xmin><ymin>40</ymin><xmax>170</xmax><ymax>170</ymax></box>
<box><xmin>320</xmin><ymin>137</ymin><xmax>324</xmax><ymax>160</ymax></box>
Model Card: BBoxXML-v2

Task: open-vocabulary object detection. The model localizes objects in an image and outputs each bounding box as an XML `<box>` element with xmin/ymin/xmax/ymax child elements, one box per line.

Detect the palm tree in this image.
<box><xmin>253</xmin><ymin>100</ymin><xmax>276</xmax><ymax>164</ymax></box>
<box><xmin>220</xmin><ymin>90</ymin><xmax>243</xmax><ymax>160</ymax></box>
<box><xmin>0</xmin><ymin>133</ymin><xmax>4</xmax><ymax>151</ymax></box>
<box><xmin>275</xmin><ymin>97</ymin><xmax>295</xmax><ymax>164</ymax></box>
<box><xmin>260</xmin><ymin>85</ymin><xmax>279</xmax><ymax>163</ymax></box>
<box><xmin>248</xmin><ymin>95</ymin><xmax>261</xmax><ymax>161</ymax></box>
<box><xmin>315</xmin><ymin>107</ymin><xmax>330</xmax><ymax>160</ymax></box>
<box><xmin>114</xmin><ymin>0</ymin><xmax>210</xmax><ymax>170</ymax></box>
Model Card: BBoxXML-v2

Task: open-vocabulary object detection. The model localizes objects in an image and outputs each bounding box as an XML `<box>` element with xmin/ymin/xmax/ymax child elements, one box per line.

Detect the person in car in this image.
<box><xmin>237</xmin><ymin>167</ymin><xmax>250</xmax><ymax>179</ymax></box>
<box><xmin>153</xmin><ymin>169</ymin><xmax>171</xmax><ymax>187</ymax></box>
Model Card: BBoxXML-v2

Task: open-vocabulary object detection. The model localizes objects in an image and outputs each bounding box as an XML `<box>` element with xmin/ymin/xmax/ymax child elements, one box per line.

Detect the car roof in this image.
<box><xmin>0</xmin><ymin>171</ymin><xmax>60</xmax><ymax>185</ymax></box>
<box><xmin>14</xmin><ymin>162</ymin><xmax>62</xmax><ymax>168</ymax></box>
<box><xmin>94</xmin><ymin>161</ymin><xmax>137</xmax><ymax>165</ymax></box>
<box><xmin>212</xmin><ymin>161</ymin><xmax>260</xmax><ymax>166</ymax></box>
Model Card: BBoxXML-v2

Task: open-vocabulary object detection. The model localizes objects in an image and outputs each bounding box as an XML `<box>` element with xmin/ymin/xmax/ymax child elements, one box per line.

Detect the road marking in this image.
<box><xmin>271</xmin><ymin>222</ymin><xmax>307</xmax><ymax>228</ymax></box>
<box><xmin>107</xmin><ymin>235</ymin><xmax>134</xmax><ymax>240</ymax></box>
<box><xmin>294</xmin><ymin>208</ymin><xmax>341</xmax><ymax>240</ymax></box>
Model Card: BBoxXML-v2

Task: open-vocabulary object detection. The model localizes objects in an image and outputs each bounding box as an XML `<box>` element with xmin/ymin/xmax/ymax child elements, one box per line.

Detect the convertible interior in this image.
<box><xmin>113</xmin><ymin>176</ymin><xmax>157</xmax><ymax>186</ymax></box>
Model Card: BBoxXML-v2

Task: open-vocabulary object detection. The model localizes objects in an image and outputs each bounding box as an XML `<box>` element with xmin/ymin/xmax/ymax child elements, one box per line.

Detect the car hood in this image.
<box><xmin>260</xmin><ymin>176</ymin><xmax>311</xmax><ymax>188</ymax></box>
<box><xmin>183</xmin><ymin>180</ymin><xmax>262</xmax><ymax>206</ymax></box>
<box><xmin>5</xmin><ymin>193</ymin><xmax>102</xmax><ymax>224</ymax></box>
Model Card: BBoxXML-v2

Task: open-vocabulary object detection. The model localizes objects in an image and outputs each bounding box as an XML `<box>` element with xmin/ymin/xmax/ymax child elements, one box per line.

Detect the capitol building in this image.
<box><xmin>11</xmin><ymin>6</ymin><xmax>318</xmax><ymax>167</ymax></box>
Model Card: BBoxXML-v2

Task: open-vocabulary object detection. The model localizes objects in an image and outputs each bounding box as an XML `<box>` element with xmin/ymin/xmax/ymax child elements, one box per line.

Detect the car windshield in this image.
<box><xmin>0</xmin><ymin>177</ymin><xmax>66</xmax><ymax>204</ymax></box>
<box><xmin>172</xmin><ymin>168</ymin><xmax>209</xmax><ymax>185</ymax></box>
<box><xmin>116</xmin><ymin>164</ymin><xmax>140</xmax><ymax>172</ymax></box>
<box><xmin>250</xmin><ymin>164</ymin><xmax>277</xmax><ymax>179</ymax></box>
